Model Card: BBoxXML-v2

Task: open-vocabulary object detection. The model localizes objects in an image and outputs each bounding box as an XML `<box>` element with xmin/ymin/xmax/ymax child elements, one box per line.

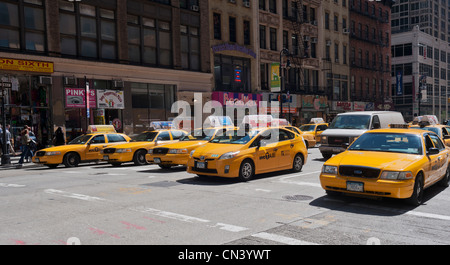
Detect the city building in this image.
<box><xmin>0</xmin><ymin>0</ymin><xmax>212</xmax><ymax>148</ymax></box>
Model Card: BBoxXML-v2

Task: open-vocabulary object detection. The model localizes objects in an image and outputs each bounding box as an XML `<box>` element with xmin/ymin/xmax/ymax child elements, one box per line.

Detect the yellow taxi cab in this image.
<box><xmin>32</xmin><ymin>125</ymin><xmax>131</xmax><ymax>168</ymax></box>
<box><xmin>284</xmin><ymin>125</ymin><xmax>316</xmax><ymax>148</ymax></box>
<box><xmin>146</xmin><ymin>126</ymin><xmax>232</xmax><ymax>169</ymax></box>
<box><xmin>409</xmin><ymin>116</ymin><xmax>450</xmax><ymax>147</ymax></box>
<box><xmin>299</xmin><ymin>118</ymin><xmax>328</xmax><ymax>146</ymax></box>
<box><xmin>186</xmin><ymin>126</ymin><xmax>308</xmax><ymax>181</ymax></box>
<box><xmin>102</xmin><ymin>125</ymin><xmax>187</xmax><ymax>166</ymax></box>
<box><xmin>319</xmin><ymin>125</ymin><xmax>450</xmax><ymax>205</ymax></box>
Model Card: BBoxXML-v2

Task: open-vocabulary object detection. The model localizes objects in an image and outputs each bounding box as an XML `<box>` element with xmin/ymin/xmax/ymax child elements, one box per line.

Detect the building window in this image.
<box><xmin>269</xmin><ymin>0</ymin><xmax>276</xmax><ymax>13</ymax></box>
<box><xmin>259</xmin><ymin>25</ymin><xmax>266</xmax><ymax>49</ymax></box>
<box><xmin>343</xmin><ymin>44</ymin><xmax>347</xmax><ymax>64</ymax></box>
<box><xmin>229</xmin><ymin>16</ymin><xmax>236</xmax><ymax>43</ymax></box>
<box><xmin>325</xmin><ymin>12</ymin><xmax>329</xmax><ymax>30</ymax></box>
<box><xmin>0</xmin><ymin>0</ymin><xmax>45</xmax><ymax>52</ymax></box>
<box><xmin>180</xmin><ymin>25</ymin><xmax>200</xmax><ymax>71</ymax></box>
<box><xmin>243</xmin><ymin>20</ymin><xmax>250</xmax><ymax>45</ymax></box>
<box><xmin>214</xmin><ymin>54</ymin><xmax>251</xmax><ymax>92</ymax></box>
<box><xmin>59</xmin><ymin>1</ymin><xmax>116</xmax><ymax>60</ymax></box>
<box><xmin>269</xmin><ymin>27</ymin><xmax>277</xmax><ymax>51</ymax></box>
<box><xmin>126</xmin><ymin>14</ymin><xmax>172</xmax><ymax>67</ymax></box>
<box><xmin>213</xmin><ymin>13</ymin><xmax>221</xmax><ymax>40</ymax></box>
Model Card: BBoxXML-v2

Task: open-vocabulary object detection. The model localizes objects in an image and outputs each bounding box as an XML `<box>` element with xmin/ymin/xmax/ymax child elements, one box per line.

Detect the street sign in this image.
<box><xmin>0</xmin><ymin>82</ymin><xmax>11</xmax><ymax>88</ymax></box>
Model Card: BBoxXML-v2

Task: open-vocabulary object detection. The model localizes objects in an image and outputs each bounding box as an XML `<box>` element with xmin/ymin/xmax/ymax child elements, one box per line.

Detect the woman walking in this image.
<box><xmin>16</xmin><ymin>128</ymin><xmax>33</xmax><ymax>168</ymax></box>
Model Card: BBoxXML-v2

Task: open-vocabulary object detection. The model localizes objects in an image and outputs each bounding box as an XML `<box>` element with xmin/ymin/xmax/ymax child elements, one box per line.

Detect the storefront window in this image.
<box><xmin>214</xmin><ymin>55</ymin><xmax>251</xmax><ymax>92</ymax></box>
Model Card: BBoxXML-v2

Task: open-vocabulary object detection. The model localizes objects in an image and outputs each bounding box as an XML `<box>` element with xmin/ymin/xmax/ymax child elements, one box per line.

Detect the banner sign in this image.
<box><xmin>97</xmin><ymin>90</ymin><xmax>125</xmax><ymax>109</ymax></box>
<box><xmin>0</xmin><ymin>58</ymin><xmax>53</xmax><ymax>73</ymax></box>
<box><xmin>396</xmin><ymin>70</ymin><xmax>403</xmax><ymax>96</ymax></box>
<box><xmin>270</xmin><ymin>63</ymin><xmax>280</xmax><ymax>92</ymax></box>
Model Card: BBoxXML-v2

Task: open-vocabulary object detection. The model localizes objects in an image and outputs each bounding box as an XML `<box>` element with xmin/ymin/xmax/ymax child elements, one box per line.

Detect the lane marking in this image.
<box><xmin>44</xmin><ymin>189</ymin><xmax>107</xmax><ymax>202</ymax></box>
<box><xmin>130</xmin><ymin>206</ymin><xmax>210</xmax><ymax>224</ymax></box>
<box><xmin>406</xmin><ymin>211</ymin><xmax>450</xmax><ymax>221</ymax></box>
<box><xmin>210</xmin><ymin>223</ymin><xmax>248</xmax><ymax>232</ymax></box>
<box><xmin>252</xmin><ymin>232</ymin><xmax>319</xmax><ymax>245</ymax></box>
<box><xmin>0</xmin><ymin>183</ymin><xmax>26</xmax><ymax>188</ymax></box>
<box><xmin>277</xmin><ymin>171</ymin><xmax>322</xmax><ymax>187</ymax></box>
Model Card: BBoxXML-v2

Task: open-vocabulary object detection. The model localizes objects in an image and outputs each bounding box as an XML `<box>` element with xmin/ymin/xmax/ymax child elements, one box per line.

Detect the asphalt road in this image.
<box><xmin>1</xmin><ymin>147</ymin><xmax>450</xmax><ymax>247</ymax></box>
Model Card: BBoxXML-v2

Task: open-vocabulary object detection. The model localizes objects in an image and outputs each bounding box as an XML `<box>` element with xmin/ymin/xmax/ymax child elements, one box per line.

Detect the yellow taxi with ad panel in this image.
<box><xmin>299</xmin><ymin>118</ymin><xmax>329</xmax><ymax>146</ymax></box>
<box><xmin>319</xmin><ymin>126</ymin><xmax>450</xmax><ymax>205</ymax></box>
<box><xmin>32</xmin><ymin>125</ymin><xmax>131</xmax><ymax>168</ymax></box>
<box><xmin>187</xmin><ymin>126</ymin><xmax>308</xmax><ymax>181</ymax></box>
<box><xmin>146</xmin><ymin>127</ymin><xmax>232</xmax><ymax>169</ymax></box>
<box><xmin>102</xmin><ymin>126</ymin><xmax>187</xmax><ymax>166</ymax></box>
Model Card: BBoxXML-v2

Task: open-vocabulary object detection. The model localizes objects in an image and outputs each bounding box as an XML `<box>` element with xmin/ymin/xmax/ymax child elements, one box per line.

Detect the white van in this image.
<box><xmin>319</xmin><ymin>111</ymin><xmax>405</xmax><ymax>159</ymax></box>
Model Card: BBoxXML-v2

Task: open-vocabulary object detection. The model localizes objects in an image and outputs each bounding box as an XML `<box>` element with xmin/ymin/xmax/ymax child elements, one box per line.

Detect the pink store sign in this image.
<box><xmin>65</xmin><ymin>88</ymin><xmax>96</xmax><ymax>108</ymax></box>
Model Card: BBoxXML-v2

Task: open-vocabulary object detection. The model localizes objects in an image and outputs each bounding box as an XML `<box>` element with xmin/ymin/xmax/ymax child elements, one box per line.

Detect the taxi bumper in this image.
<box><xmin>319</xmin><ymin>145</ymin><xmax>346</xmax><ymax>154</ymax></box>
<box><xmin>146</xmin><ymin>153</ymin><xmax>189</xmax><ymax>166</ymax></box>
<box><xmin>32</xmin><ymin>155</ymin><xmax>63</xmax><ymax>165</ymax></box>
<box><xmin>319</xmin><ymin>173</ymin><xmax>415</xmax><ymax>199</ymax></box>
<box><xmin>186</xmin><ymin>157</ymin><xmax>241</xmax><ymax>178</ymax></box>
<box><xmin>102</xmin><ymin>152</ymin><xmax>134</xmax><ymax>163</ymax></box>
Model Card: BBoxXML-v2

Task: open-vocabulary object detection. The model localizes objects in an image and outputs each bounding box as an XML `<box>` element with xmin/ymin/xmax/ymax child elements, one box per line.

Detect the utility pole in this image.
<box><xmin>1</xmin><ymin>81</ymin><xmax>11</xmax><ymax>165</ymax></box>
<box><xmin>279</xmin><ymin>48</ymin><xmax>290</xmax><ymax>119</ymax></box>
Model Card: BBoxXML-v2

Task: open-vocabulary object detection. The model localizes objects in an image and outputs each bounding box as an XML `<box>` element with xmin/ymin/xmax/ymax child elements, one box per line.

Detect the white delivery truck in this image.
<box><xmin>319</xmin><ymin>111</ymin><xmax>405</xmax><ymax>159</ymax></box>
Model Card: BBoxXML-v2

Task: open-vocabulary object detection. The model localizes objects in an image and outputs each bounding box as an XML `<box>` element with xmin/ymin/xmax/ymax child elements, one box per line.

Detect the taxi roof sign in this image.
<box><xmin>241</xmin><ymin>115</ymin><xmax>273</xmax><ymax>128</ymax></box>
<box><xmin>87</xmin><ymin>125</ymin><xmax>116</xmax><ymax>133</ymax></box>
<box><xmin>412</xmin><ymin>115</ymin><xmax>439</xmax><ymax>125</ymax></box>
<box><xmin>149</xmin><ymin>121</ymin><xmax>175</xmax><ymax>130</ymax></box>
<box><xmin>389</xmin><ymin>124</ymin><xmax>410</xmax><ymax>129</ymax></box>
<box><xmin>270</xmin><ymin>118</ymin><xmax>290</xmax><ymax>126</ymax></box>
<box><xmin>204</xmin><ymin>116</ymin><xmax>234</xmax><ymax>128</ymax></box>
<box><xmin>310</xmin><ymin>118</ymin><xmax>325</xmax><ymax>124</ymax></box>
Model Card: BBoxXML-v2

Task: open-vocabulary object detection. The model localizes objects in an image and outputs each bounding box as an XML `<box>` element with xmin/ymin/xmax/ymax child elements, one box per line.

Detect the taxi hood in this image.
<box><xmin>40</xmin><ymin>144</ymin><xmax>85</xmax><ymax>152</ymax></box>
<box><xmin>320</xmin><ymin>129</ymin><xmax>367</xmax><ymax>137</ymax></box>
<box><xmin>329</xmin><ymin>150</ymin><xmax>421</xmax><ymax>171</ymax></box>
<box><xmin>193</xmin><ymin>143</ymin><xmax>244</xmax><ymax>156</ymax></box>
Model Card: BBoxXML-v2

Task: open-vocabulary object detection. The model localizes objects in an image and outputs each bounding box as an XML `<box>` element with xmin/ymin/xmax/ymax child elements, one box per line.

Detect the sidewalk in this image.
<box><xmin>0</xmin><ymin>153</ymin><xmax>42</xmax><ymax>170</ymax></box>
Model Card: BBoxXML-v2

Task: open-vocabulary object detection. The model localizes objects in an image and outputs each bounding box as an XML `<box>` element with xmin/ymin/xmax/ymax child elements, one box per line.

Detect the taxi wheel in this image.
<box><xmin>239</xmin><ymin>159</ymin><xmax>254</xmax><ymax>182</ymax></box>
<box><xmin>133</xmin><ymin>150</ymin><xmax>148</xmax><ymax>166</ymax></box>
<box><xmin>438</xmin><ymin>165</ymin><xmax>450</xmax><ymax>187</ymax></box>
<box><xmin>63</xmin><ymin>152</ymin><xmax>80</xmax><ymax>168</ymax></box>
<box><xmin>292</xmin><ymin>154</ymin><xmax>303</xmax><ymax>172</ymax></box>
<box><xmin>407</xmin><ymin>173</ymin><xmax>424</xmax><ymax>206</ymax></box>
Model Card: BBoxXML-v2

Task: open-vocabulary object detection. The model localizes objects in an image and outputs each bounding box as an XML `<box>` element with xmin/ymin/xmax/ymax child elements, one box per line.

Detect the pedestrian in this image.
<box><xmin>17</xmin><ymin>128</ymin><xmax>33</xmax><ymax>168</ymax></box>
<box><xmin>5</xmin><ymin>124</ymin><xmax>15</xmax><ymax>156</ymax></box>
<box><xmin>53</xmin><ymin>127</ymin><xmax>65</xmax><ymax>146</ymax></box>
<box><xmin>7</xmin><ymin>125</ymin><xmax>16</xmax><ymax>156</ymax></box>
<box><xmin>0</xmin><ymin>124</ymin><xmax>3</xmax><ymax>156</ymax></box>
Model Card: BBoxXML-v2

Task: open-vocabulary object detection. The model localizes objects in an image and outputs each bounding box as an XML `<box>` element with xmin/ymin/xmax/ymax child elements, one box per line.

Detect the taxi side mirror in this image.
<box><xmin>427</xmin><ymin>147</ymin><xmax>439</xmax><ymax>155</ymax></box>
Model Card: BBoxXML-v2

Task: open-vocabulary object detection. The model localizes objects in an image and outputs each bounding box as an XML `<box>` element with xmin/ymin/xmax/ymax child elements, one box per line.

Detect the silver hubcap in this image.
<box><xmin>242</xmin><ymin>163</ymin><xmax>252</xmax><ymax>179</ymax></box>
<box><xmin>294</xmin><ymin>156</ymin><xmax>302</xmax><ymax>170</ymax></box>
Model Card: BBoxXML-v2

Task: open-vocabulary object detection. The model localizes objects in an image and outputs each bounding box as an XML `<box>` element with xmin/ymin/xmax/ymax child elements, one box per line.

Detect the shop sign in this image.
<box><xmin>211</xmin><ymin>43</ymin><xmax>257</xmax><ymax>58</ymax></box>
<box><xmin>211</xmin><ymin>91</ymin><xmax>261</xmax><ymax>107</ymax></box>
<box><xmin>301</xmin><ymin>95</ymin><xmax>328</xmax><ymax>110</ymax></box>
<box><xmin>97</xmin><ymin>90</ymin><xmax>125</xmax><ymax>109</ymax></box>
<box><xmin>65</xmin><ymin>88</ymin><xmax>96</xmax><ymax>108</ymax></box>
<box><xmin>0</xmin><ymin>58</ymin><xmax>53</xmax><ymax>73</ymax></box>
<box><xmin>332</xmin><ymin>101</ymin><xmax>353</xmax><ymax>111</ymax></box>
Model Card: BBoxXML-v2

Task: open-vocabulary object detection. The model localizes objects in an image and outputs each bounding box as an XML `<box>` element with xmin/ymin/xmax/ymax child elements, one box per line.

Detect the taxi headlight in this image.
<box><xmin>380</xmin><ymin>171</ymin><xmax>413</xmax><ymax>180</ymax></box>
<box><xmin>219</xmin><ymin>151</ymin><xmax>240</xmax><ymax>160</ymax></box>
<box><xmin>45</xmin><ymin>151</ymin><xmax>61</xmax><ymax>156</ymax></box>
<box><xmin>116</xmin><ymin>148</ymin><xmax>132</xmax><ymax>153</ymax></box>
<box><xmin>322</xmin><ymin>165</ymin><xmax>338</xmax><ymax>175</ymax></box>
<box><xmin>168</xmin><ymin>148</ymin><xmax>188</xmax><ymax>154</ymax></box>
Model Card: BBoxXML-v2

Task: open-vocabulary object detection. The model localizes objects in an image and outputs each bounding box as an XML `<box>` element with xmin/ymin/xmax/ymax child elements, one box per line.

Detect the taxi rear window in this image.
<box><xmin>348</xmin><ymin>133</ymin><xmax>422</xmax><ymax>154</ymax></box>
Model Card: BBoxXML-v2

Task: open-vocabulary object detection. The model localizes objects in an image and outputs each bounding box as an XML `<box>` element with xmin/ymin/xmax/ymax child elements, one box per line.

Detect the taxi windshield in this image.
<box><xmin>348</xmin><ymin>133</ymin><xmax>422</xmax><ymax>154</ymax></box>
<box><xmin>299</xmin><ymin>125</ymin><xmax>315</xmax><ymax>131</ymax></box>
<box><xmin>329</xmin><ymin>115</ymin><xmax>371</xmax><ymax>129</ymax></box>
<box><xmin>210</xmin><ymin>129</ymin><xmax>259</xmax><ymax>144</ymax></box>
<box><xmin>131</xmin><ymin>131</ymin><xmax>158</xmax><ymax>142</ymax></box>
<box><xmin>180</xmin><ymin>129</ymin><xmax>216</xmax><ymax>141</ymax></box>
<box><xmin>68</xmin><ymin>135</ymin><xmax>92</xmax><ymax>145</ymax></box>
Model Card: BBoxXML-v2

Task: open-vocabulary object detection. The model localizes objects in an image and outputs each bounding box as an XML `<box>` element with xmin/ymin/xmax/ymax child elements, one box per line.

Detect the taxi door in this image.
<box><xmin>85</xmin><ymin>134</ymin><xmax>107</xmax><ymax>161</ymax></box>
<box><xmin>427</xmin><ymin>134</ymin><xmax>447</xmax><ymax>184</ymax></box>
<box><xmin>275</xmin><ymin>129</ymin><xmax>295</xmax><ymax>168</ymax></box>
<box><xmin>254</xmin><ymin>129</ymin><xmax>278</xmax><ymax>172</ymax></box>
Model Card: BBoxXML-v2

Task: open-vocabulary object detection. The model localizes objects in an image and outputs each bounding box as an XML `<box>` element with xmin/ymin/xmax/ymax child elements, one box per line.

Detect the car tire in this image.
<box><xmin>63</xmin><ymin>152</ymin><xmax>80</xmax><ymax>168</ymax></box>
<box><xmin>133</xmin><ymin>149</ymin><xmax>148</xmax><ymax>166</ymax></box>
<box><xmin>407</xmin><ymin>173</ymin><xmax>424</xmax><ymax>206</ymax></box>
<box><xmin>238</xmin><ymin>159</ymin><xmax>254</xmax><ymax>182</ymax></box>
<box><xmin>438</xmin><ymin>165</ymin><xmax>450</xmax><ymax>187</ymax></box>
<box><xmin>292</xmin><ymin>153</ymin><xmax>303</xmax><ymax>172</ymax></box>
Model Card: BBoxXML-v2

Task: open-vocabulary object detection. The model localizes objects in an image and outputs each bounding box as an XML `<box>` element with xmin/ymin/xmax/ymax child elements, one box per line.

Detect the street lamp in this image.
<box><xmin>279</xmin><ymin>48</ymin><xmax>290</xmax><ymax>119</ymax></box>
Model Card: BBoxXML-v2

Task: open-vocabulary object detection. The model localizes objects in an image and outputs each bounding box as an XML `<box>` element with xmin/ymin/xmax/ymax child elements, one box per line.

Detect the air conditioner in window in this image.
<box><xmin>190</xmin><ymin>5</ymin><xmax>199</xmax><ymax>11</ymax></box>
<box><xmin>343</xmin><ymin>28</ymin><xmax>350</xmax><ymax>34</ymax></box>
<box><xmin>311</xmin><ymin>38</ymin><xmax>318</xmax><ymax>43</ymax></box>
<box><xmin>311</xmin><ymin>20</ymin><xmax>317</xmax><ymax>26</ymax></box>
<box><xmin>326</xmin><ymin>40</ymin><xmax>332</xmax><ymax>46</ymax></box>
<box><xmin>113</xmin><ymin>80</ymin><xmax>124</xmax><ymax>88</ymax></box>
<box><xmin>39</xmin><ymin>76</ymin><xmax>52</xmax><ymax>85</ymax></box>
<box><xmin>244</xmin><ymin>1</ymin><xmax>250</xmax><ymax>7</ymax></box>
<box><xmin>64</xmin><ymin>76</ymin><xmax>77</xmax><ymax>86</ymax></box>
<box><xmin>303</xmin><ymin>36</ymin><xmax>310</xmax><ymax>41</ymax></box>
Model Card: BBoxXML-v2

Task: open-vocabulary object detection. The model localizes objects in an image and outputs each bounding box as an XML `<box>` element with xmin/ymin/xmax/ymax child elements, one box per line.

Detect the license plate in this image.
<box><xmin>103</xmin><ymin>155</ymin><xmax>109</xmax><ymax>161</ymax></box>
<box><xmin>154</xmin><ymin>158</ymin><xmax>161</xmax><ymax>163</ymax></box>
<box><xmin>35</xmin><ymin>158</ymin><xmax>39</xmax><ymax>163</ymax></box>
<box><xmin>347</xmin><ymin>181</ymin><xmax>364</xmax><ymax>192</ymax></box>
<box><xmin>196</xmin><ymin>162</ymin><xmax>206</xmax><ymax>169</ymax></box>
